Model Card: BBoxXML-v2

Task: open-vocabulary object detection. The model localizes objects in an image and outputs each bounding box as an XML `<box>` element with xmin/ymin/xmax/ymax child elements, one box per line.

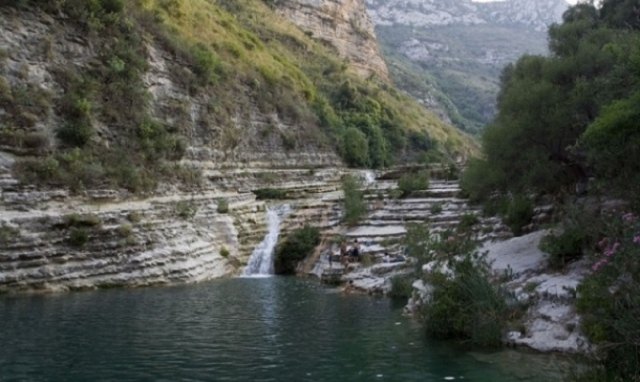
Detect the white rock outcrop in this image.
<box><xmin>274</xmin><ymin>0</ymin><xmax>389</xmax><ymax>79</ymax></box>
<box><xmin>484</xmin><ymin>231</ymin><xmax>589</xmax><ymax>353</ymax></box>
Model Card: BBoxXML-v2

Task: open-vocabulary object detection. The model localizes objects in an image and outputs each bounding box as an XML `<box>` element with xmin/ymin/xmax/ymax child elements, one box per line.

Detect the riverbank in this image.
<box><xmin>306</xmin><ymin>176</ymin><xmax>589</xmax><ymax>355</ymax></box>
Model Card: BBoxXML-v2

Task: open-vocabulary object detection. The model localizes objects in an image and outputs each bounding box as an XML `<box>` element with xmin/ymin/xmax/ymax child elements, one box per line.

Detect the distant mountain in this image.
<box><xmin>367</xmin><ymin>0</ymin><xmax>567</xmax><ymax>31</ymax></box>
<box><xmin>365</xmin><ymin>0</ymin><xmax>570</xmax><ymax>132</ymax></box>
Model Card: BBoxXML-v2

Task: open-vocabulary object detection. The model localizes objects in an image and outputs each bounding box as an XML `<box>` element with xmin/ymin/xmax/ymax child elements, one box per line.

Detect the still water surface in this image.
<box><xmin>0</xmin><ymin>277</ymin><xmax>569</xmax><ymax>381</ymax></box>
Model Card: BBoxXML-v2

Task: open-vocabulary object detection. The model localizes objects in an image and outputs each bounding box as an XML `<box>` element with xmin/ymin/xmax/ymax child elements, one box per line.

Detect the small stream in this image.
<box><xmin>0</xmin><ymin>277</ymin><xmax>572</xmax><ymax>382</ymax></box>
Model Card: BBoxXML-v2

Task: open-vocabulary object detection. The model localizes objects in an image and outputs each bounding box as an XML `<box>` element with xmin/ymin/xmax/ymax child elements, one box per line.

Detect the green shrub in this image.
<box><xmin>342</xmin><ymin>127</ymin><xmax>369</xmax><ymax>168</ymax></box>
<box><xmin>540</xmin><ymin>227</ymin><xmax>585</xmax><ymax>269</ymax></box>
<box><xmin>540</xmin><ymin>205</ymin><xmax>603</xmax><ymax>269</ymax></box>
<box><xmin>190</xmin><ymin>43</ymin><xmax>224</xmax><ymax>86</ymax></box>
<box><xmin>279</xmin><ymin>130</ymin><xmax>297</xmax><ymax>150</ymax></box>
<box><xmin>127</xmin><ymin>211</ymin><xmax>142</xmax><ymax>223</ymax></box>
<box><xmin>481</xmin><ymin>196</ymin><xmax>510</xmax><ymax>217</ymax></box>
<box><xmin>422</xmin><ymin>257</ymin><xmax>510</xmax><ymax>347</ymax></box>
<box><xmin>12</xmin><ymin>156</ymin><xmax>61</xmax><ymax>185</ymax></box>
<box><xmin>341</xmin><ymin>175</ymin><xmax>367</xmax><ymax>226</ymax></box>
<box><xmin>56</xmin><ymin>121</ymin><xmax>93</xmax><ymax>148</ymax></box>
<box><xmin>430</xmin><ymin>203</ymin><xmax>443</xmax><ymax>215</ymax></box>
<box><xmin>68</xmin><ymin>228</ymin><xmax>89</xmax><ymax>247</ymax></box>
<box><xmin>63</xmin><ymin>213</ymin><xmax>102</xmax><ymax>228</ymax></box>
<box><xmin>388</xmin><ymin>188</ymin><xmax>403</xmax><ymax>199</ymax></box>
<box><xmin>458</xmin><ymin>213</ymin><xmax>479</xmax><ymax>233</ymax></box>
<box><xmin>389</xmin><ymin>274</ymin><xmax>415</xmax><ymax>299</ymax></box>
<box><xmin>460</xmin><ymin>158</ymin><xmax>505</xmax><ymax>203</ymax></box>
<box><xmin>503</xmin><ymin>196</ymin><xmax>533</xmax><ymax>236</ymax></box>
<box><xmin>216</xmin><ymin>198</ymin><xmax>229</xmax><ymax>214</ymax></box>
<box><xmin>117</xmin><ymin>223</ymin><xmax>133</xmax><ymax>237</ymax></box>
<box><xmin>397</xmin><ymin>170</ymin><xmax>429</xmax><ymax>197</ymax></box>
<box><xmin>403</xmin><ymin>218</ymin><xmax>513</xmax><ymax>346</ymax></box>
<box><xmin>253</xmin><ymin>188</ymin><xmax>288</xmax><ymax>200</ymax></box>
<box><xmin>274</xmin><ymin>225</ymin><xmax>320</xmax><ymax>274</ymax></box>
<box><xmin>0</xmin><ymin>223</ymin><xmax>20</xmax><ymax>245</ymax></box>
<box><xmin>220</xmin><ymin>246</ymin><xmax>230</xmax><ymax>258</ymax></box>
<box><xmin>176</xmin><ymin>201</ymin><xmax>197</xmax><ymax>219</ymax></box>
<box><xmin>445</xmin><ymin>163</ymin><xmax>459</xmax><ymax>181</ymax></box>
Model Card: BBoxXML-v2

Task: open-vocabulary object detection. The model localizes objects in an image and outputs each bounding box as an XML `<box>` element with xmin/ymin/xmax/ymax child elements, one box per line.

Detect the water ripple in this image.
<box><xmin>0</xmin><ymin>278</ymin><xmax>568</xmax><ymax>382</ymax></box>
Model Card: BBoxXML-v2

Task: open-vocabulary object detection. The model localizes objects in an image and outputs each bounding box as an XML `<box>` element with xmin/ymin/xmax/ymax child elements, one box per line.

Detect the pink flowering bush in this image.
<box><xmin>574</xmin><ymin>211</ymin><xmax>640</xmax><ymax>381</ymax></box>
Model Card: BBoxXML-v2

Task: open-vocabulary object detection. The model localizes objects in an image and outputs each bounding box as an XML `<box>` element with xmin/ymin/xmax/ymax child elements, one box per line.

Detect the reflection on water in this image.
<box><xmin>0</xmin><ymin>277</ymin><xmax>571</xmax><ymax>381</ymax></box>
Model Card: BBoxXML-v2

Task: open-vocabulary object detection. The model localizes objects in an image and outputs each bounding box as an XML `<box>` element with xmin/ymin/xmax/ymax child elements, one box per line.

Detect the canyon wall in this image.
<box><xmin>0</xmin><ymin>5</ymin><xmax>345</xmax><ymax>293</ymax></box>
<box><xmin>274</xmin><ymin>0</ymin><xmax>389</xmax><ymax>79</ymax></box>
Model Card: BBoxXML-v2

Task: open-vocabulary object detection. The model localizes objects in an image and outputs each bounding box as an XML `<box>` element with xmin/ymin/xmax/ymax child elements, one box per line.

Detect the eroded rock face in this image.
<box><xmin>484</xmin><ymin>231</ymin><xmax>589</xmax><ymax>353</ymax></box>
<box><xmin>273</xmin><ymin>0</ymin><xmax>389</xmax><ymax>79</ymax></box>
<box><xmin>0</xmin><ymin>6</ymin><xmax>347</xmax><ymax>293</ymax></box>
<box><xmin>365</xmin><ymin>0</ymin><xmax>567</xmax><ymax>32</ymax></box>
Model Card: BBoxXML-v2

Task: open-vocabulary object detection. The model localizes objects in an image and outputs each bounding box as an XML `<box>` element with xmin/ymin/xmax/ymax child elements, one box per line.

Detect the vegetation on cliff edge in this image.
<box><xmin>1</xmin><ymin>0</ymin><xmax>476</xmax><ymax>195</ymax></box>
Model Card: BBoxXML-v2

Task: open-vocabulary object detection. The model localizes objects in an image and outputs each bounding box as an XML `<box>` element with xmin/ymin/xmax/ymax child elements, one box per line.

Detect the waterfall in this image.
<box><xmin>242</xmin><ymin>205</ymin><xmax>290</xmax><ymax>277</ymax></box>
<box><xmin>362</xmin><ymin>171</ymin><xmax>375</xmax><ymax>186</ymax></box>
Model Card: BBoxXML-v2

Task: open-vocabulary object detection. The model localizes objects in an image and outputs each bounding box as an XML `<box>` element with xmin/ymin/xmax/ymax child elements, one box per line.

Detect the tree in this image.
<box><xmin>462</xmin><ymin>1</ymin><xmax>640</xmax><ymax>200</ymax></box>
<box><xmin>342</xmin><ymin>127</ymin><xmax>370</xmax><ymax>168</ymax></box>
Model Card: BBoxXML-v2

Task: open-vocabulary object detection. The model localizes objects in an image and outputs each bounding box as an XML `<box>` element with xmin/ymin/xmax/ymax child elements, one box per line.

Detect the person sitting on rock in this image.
<box><xmin>343</xmin><ymin>280</ymin><xmax>354</xmax><ymax>294</ymax></box>
<box><xmin>340</xmin><ymin>239</ymin><xmax>348</xmax><ymax>266</ymax></box>
<box><xmin>383</xmin><ymin>252</ymin><xmax>406</xmax><ymax>263</ymax></box>
<box><xmin>348</xmin><ymin>239</ymin><xmax>360</xmax><ymax>262</ymax></box>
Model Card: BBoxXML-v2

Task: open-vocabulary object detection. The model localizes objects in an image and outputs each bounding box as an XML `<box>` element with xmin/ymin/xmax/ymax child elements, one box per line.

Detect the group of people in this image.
<box><xmin>339</xmin><ymin>238</ymin><xmax>361</xmax><ymax>265</ymax></box>
<box><xmin>328</xmin><ymin>238</ymin><xmax>407</xmax><ymax>267</ymax></box>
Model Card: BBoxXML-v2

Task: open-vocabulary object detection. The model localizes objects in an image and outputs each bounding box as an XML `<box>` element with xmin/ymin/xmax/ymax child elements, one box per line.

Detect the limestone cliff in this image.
<box><xmin>366</xmin><ymin>0</ymin><xmax>568</xmax><ymax>32</ymax></box>
<box><xmin>0</xmin><ymin>4</ymin><xmax>342</xmax><ymax>292</ymax></box>
<box><xmin>273</xmin><ymin>0</ymin><xmax>389</xmax><ymax>79</ymax></box>
<box><xmin>0</xmin><ymin>0</ymin><xmax>473</xmax><ymax>293</ymax></box>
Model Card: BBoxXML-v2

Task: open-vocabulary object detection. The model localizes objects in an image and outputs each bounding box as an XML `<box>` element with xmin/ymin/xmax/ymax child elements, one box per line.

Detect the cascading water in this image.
<box><xmin>242</xmin><ymin>204</ymin><xmax>290</xmax><ymax>276</ymax></box>
<box><xmin>362</xmin><ymin>171</ymin><xmax>375</xmax><ymax>186</ymax></box>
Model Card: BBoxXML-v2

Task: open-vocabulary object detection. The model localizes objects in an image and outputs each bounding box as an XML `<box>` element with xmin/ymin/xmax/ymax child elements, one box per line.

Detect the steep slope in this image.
<box><xmin>365</xmin><ymin>0</ymin><xmax>569</xmax><ymax>133</ymax></box>
<box><xmin>271</xmin><ymin>0</ymin><xmax>389</xmax><ymax>79</ymax></box>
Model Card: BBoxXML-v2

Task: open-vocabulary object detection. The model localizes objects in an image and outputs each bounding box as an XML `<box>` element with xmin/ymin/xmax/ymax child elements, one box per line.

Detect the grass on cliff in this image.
<box><xmin>3</xmin><ymin>0</ymin><xmax>476</xmax><ymax>194</ymax></box>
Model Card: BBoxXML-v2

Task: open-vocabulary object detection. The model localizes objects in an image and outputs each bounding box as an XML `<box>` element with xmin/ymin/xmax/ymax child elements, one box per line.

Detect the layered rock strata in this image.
<box><xmin>0</xmin><ymin>6</ymin><xmax>348</xmax><ymax>292</ymax></box>
<box><xmin>274</xmin><ymin>0</ymin><xmax>389</xmax><ymax>79</ymax></box>
<box><xmin>307</xmin><ymin>176</ymin><xmax>512</xmax><ymax>294</ymax></box>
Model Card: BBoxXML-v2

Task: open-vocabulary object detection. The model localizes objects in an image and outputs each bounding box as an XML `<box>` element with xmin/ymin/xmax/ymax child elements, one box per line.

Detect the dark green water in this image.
<box><xmin>0</xmin><ymin>277</ymin><xmax>569</xmax><ymax>382</ymax></box>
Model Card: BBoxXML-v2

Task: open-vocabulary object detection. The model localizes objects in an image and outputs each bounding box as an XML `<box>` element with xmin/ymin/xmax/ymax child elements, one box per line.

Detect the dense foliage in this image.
<box><xmin>397</xmin><ymin>170</ymin><xmax>430</xmax><ymax>197</ymax></box>
<box><xmin>403</xmin><ymin>221</ymin><xmax>516</xmax><ymax>347</ymax></box>
<box><xmin>274</xmin><ymin>225</ymin><xmax>320</xmax><ymax>274</ymax></box>
<box><xmin>253</xmin><ymin>188</ymin><xmax>289</xmax><ymax>200</ymax></box>
<box><xmin>341</xmin><ymin>175</ymin><xmax>367</xmax><ymax>226</ymax></box>
<box><xmin>572</xmin><ymin>211</ymin><xmax>640</xmax><ymax>381</ymax></box>
<box><xmin>462</xmin><ymin>0</ymin><xmax>640</xmax><ymax>204</ymax></box>
<box><xmin>459</xmin><ymin>1</ymin><xmax>640</xmax><ymax>379</ymax></box>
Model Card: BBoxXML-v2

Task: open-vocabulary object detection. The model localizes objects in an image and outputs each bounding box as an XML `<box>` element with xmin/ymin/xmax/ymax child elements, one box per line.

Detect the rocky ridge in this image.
<box><xmin>366</xmin><ymin>0</ymin><xmax>570</xmax><ymax>132</ymax></box>
<box><xmin>273</xmin><ymin>0</ymin><xmax>389</xmax><ymax>79</ymax></box>
<box><xmin>365</xmin><ymin>0</ymin><xmax>568</xmax><ymax>32</ymax></box>
<box><xmin>0</xmin><ymin>5</ymin><xmax>348</xmax><ymax>292</ymax></box>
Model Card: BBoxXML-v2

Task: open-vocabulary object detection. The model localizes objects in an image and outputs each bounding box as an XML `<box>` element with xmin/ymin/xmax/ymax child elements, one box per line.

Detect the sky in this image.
<box><xmin>472</xmin><ymin>0</ymin><xmax>579</xmax><ymax>4</ymax></box>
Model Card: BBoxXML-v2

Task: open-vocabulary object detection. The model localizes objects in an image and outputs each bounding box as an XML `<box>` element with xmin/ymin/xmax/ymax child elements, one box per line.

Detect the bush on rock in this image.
<box><xmin>274</xmin><ymin>225</ymin><xmax>320</xmax><ymax>274</ymax></box>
